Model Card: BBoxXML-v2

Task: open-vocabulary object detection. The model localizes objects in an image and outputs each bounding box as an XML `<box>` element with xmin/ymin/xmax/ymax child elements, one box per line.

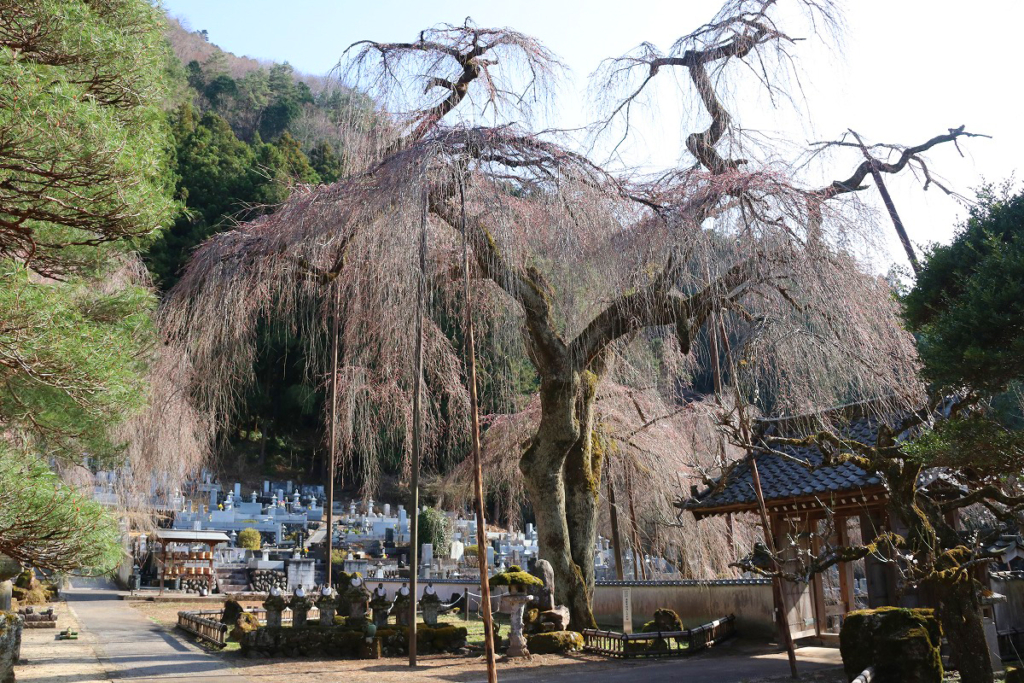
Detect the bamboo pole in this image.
<box><xmin>408</xmin><ymin>194</ymin><xmax>427</xmax><ymax>667</ymax></box>
<box><xmin>459</xmin><ymin>177</ymin><xmax>498</xmax><ymax>683</ymax></box>
<box><xmin>326</xmin><ymin>283</ymin><xmax>340</xmax><ymax>590</ymax></box>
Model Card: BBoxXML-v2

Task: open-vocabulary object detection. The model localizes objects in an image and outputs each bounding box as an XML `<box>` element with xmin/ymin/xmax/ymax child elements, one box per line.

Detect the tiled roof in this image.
<box><xmin>682</xmin><ymin>414</ymin><xmax>886</xmax><ymax>516</ymax></box>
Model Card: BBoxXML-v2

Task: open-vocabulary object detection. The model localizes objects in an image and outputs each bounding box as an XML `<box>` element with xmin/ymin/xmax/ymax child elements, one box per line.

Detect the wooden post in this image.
<box><xmin>750</xmin><ymin>456</ymin><xmax>798</xmax><ymax>678</ymax></box>
<box><xmin>160</xmin><ymin>543</ymin><xmax>166</xmax><ymax>595</ymax></box>
<box><xmin>409</xmin><ymin>197</ymin><xmax>427</xmax><ymax>668</ymax></box>
<box><xmin>459</xmin><ymin>176</ymin><xmax>498</xmax><ymax>683</ymax></box>
<box><xmin>326</xmin><ymin>283</ymin><xmax>341</xmax><ymax>590</ymax></box>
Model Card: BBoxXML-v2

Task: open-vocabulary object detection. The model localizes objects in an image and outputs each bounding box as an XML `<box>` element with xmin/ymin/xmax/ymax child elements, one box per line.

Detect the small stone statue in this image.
<box><xmin>370</xmin><ymin>583</ymin><xmax>391</xmax><ymax>628</ymax></box>
<box><xmin>420</xmin><ymin>582</ymin><xmax>442</xmax><ymax>626</ymax></box>
<box><xmin>393</xmin><ymin>583</ymin><xmax>412</xmax><ymax>626</ymax></box>
<box><xmin>290</xmin><ymin>586</ymin><xmax>315</xmax><ymax>628</ymax></box>
<box><xmin>318</xmin><ymin>585</ymin><xmax>339</xmax><ymax>626</ymax></box>
<box><xmin>263</xmin><ymin>587</ymin><xmax>286</xmax><ymax>628</ymax></box>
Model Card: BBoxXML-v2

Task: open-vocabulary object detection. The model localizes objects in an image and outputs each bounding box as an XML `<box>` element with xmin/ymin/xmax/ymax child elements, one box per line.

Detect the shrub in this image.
<box><xmin>237</xmin><ymin>528</ymin><xmax>261</xmax><ymax>550</ymax></box>
<box><xmin>527</xmin><ymin>630</ymin><xmax>583</xmax><ymax>654</ymax></box>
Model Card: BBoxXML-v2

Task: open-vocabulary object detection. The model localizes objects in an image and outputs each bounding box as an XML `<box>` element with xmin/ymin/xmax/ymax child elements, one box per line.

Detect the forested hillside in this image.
<box><xmin>146</xmin><ymin>18</ymin><xmax>366</xmax><ymax>481</ymax></box>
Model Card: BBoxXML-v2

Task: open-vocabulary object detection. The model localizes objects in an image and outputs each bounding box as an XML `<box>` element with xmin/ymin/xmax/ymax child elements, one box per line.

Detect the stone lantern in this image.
<box><xmin>489</xmin><ymin>565</ymin><xmax>543</xmax><ymax>658</ymax></box>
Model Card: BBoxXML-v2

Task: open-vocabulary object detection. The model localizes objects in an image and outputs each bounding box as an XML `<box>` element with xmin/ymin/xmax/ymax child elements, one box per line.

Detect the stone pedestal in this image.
<box><xmin>504</xmin><ymin>593</ymin><xmax>534</xmax><ymax>658</ymax></box>
<box><xmin>263</xmin><ymin>593</ymin><xmax>286</xmax><ymax>628</ymax></box>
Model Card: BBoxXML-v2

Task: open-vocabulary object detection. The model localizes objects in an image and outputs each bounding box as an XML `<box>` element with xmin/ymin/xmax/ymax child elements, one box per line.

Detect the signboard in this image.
<box><xmin>622</xmin><ymin>587</ymin><xmax>633</xmax><ymax>633</ymax></box>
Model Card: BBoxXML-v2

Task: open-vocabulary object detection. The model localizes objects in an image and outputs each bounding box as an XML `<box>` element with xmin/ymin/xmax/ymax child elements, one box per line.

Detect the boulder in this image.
<box><xmin>840</xmin><ymin>607</ymin><xmax>942</xmax><ymax>683</ymax></box>
<box><xmin>539</xmin><ymin>606</ymin><xmax>570</xmax><ymax>632</ymax></box>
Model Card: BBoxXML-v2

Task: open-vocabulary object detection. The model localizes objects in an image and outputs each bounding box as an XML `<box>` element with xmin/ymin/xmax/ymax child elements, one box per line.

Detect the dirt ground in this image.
<box><xmin>128</xmin><ymin>599</ymin><xmax>634</xmax><ymax>682</ymax></box>
<box><xmin>15</xmin><ymin>601</ymin><xmax>109</xmax><ymax>683</ymax></box>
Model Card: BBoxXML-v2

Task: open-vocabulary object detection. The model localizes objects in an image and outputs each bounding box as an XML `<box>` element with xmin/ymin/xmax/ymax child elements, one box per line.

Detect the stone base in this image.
<box><xmin>360</xmin><ymin>638</ymin><xmax>382</xmax><ymax>659</ymax></box>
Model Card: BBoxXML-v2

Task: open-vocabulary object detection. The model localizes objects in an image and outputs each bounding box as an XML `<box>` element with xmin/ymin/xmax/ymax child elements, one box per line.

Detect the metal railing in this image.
<box><xmin>582</xmin><ymin>614</ymin><xmax>736</xmax><ymax>658</ymax></box>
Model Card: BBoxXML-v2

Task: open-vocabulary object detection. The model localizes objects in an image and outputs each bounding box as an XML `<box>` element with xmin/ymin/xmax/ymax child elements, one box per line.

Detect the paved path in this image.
<box><xmin>66</xmin><ymin>587</ymin><xmax>250</xmax><ymax>683</ymax></box>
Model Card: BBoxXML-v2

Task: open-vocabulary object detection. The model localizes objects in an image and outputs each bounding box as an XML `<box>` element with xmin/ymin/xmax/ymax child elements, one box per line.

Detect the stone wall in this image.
<box><xmin>240</xmin><ymin>622</ymin><xmax>467</xmax><ymax>658</ymax></box>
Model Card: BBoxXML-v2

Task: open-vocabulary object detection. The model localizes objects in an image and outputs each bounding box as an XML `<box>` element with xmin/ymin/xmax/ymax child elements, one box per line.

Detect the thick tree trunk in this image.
<box><xmin>563</xmin><ymin>370</ymin><xmax>602</xmax><ymax>629</ymax></box>
<box><xmin>940</xmin><ymin>578</ymin><xmax>993</xmax><ymax>683</ymax></box>
<box><xmin>520</xmin><ymin>371</ymin><xmax>597</xmax><ymax>629</ymax></box>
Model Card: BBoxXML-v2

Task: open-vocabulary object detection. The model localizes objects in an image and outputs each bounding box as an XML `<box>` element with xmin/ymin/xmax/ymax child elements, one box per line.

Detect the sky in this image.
<box><xmin>161</xmin><ymin>0</ymin><xmax>1024</xmax><ymax>270</ymax></box>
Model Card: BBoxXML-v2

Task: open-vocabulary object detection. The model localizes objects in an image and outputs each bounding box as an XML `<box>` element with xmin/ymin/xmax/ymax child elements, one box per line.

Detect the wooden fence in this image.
<box><xmin>582</xmin><ymin>614</ymin><xmax>736</xmax><ymax>658</ymax></box>
<box><xmin>177</xmin><ymin>606</ymin><xmax>322</xmax><ymax>647</ymax></box>
<box><xmin>177</xmin><ymin>610</ymin><xmax>228</xmax><ymax>647</ymax></box>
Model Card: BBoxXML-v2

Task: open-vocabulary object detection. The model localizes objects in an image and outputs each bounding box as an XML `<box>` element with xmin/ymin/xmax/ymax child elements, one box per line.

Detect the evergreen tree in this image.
<box><xmin>0</xmin><ymin>0</ymin><xmax>176</xmax><ymax>572</ymax></box>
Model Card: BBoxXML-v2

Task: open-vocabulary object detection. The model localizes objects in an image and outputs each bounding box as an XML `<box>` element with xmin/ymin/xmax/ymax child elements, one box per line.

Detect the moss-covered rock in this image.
<box><xmin>527</xmin><ymin>630</ymin><xmax>583</xmax><ymax>654</ymax></box>
<box><xmin>229</xmin><ymin>611</ymin><xmax>260</xmax><ymax>641</ymax></box>
<box><xmin>11</xmin><ymin>570</ymin><xmax>54</xmax><ymax>606</ymax></box>
<box><xmin>489</xmin><ymin>565</ymin><xmax>543</xmax><ymax>589</ymax></box>
<box><xmin>840</xmin><ymin>607</ymin><xmax>942</xmax><ymax>683</ymax></box>
<box><xmin>641</xmin><ymin>608</ymin><xmax>683</xmax><ymax>632</ymax></box>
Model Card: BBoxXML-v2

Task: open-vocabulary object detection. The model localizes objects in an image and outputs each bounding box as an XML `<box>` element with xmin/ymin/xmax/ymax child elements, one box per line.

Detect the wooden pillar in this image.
<box><xmin>860</xmin><ymin>511</ymin><xmax>890</xmax><ymax>608</ymax></box>
<box><xmin>810</xmin><ymin>518</ymin><xmax>826</xmax><ymax>638</ymax></box>
<box><xmin>837</xmin><ymin>516</ymin><xmax>855</xmax><ymax>615</ymax></box>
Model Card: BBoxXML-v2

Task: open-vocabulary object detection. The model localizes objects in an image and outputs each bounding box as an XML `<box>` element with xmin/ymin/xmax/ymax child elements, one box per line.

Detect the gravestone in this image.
<box><xmin>529</xmin><ymin>559</ymin><xmax>555</xmax><ymax>611</ymax></box>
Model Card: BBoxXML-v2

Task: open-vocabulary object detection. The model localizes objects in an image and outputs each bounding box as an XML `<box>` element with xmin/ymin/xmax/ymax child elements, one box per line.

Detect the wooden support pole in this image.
<box><xmin>459</xmin><ymin>177</ymin><xmax>498</xmax><ymax>683</ymax></box>
<box><xmin>606</xmin><ymin>470</ymin><xmax>625</xmax><ymax>582</ymax></box>
<box><xmin>326</xmin><ymin>283</ymin><xmax>341</xmax><ymax>591</ymax></box>
<box><xmin>751</xmin><ymin>457</ymin><xmax>798</xmax><ymax>678</ymax></box>
<box><xmin>409</xmin><ymin>193</ymin><xmax>428</xmax><ymax>667</ymax></box>
<box><xmin>850</xmin><ymin>129</ymin><xmax>920</xmax><ymax>275</ymax></box>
